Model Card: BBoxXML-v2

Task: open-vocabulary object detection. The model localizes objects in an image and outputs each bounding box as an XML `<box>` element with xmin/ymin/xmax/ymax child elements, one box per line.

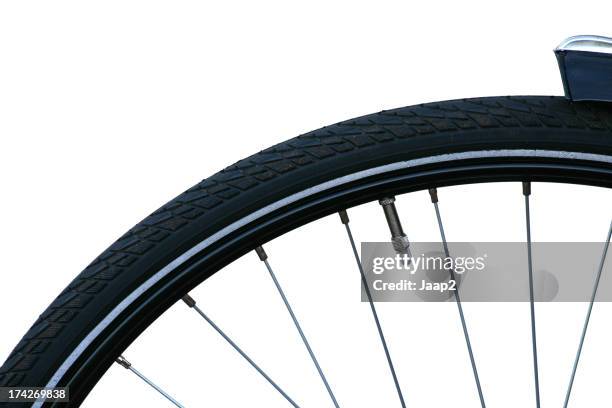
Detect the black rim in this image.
<box><xmin>57</xmin><ymin>155</ymin><xmax>612</xmax><ymax>407</ymax></box>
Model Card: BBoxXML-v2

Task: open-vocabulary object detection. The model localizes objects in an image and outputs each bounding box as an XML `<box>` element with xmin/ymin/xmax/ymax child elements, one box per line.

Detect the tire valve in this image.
<box><xmin>379</xmin><ymin>196</ymin><xmax>411</xmax><ymax>256</ymax></box>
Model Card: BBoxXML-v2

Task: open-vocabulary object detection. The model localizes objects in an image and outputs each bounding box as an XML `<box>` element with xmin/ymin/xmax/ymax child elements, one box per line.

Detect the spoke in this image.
<box><xmin>181</xmin><ymin>294</ymin><xmax>300</xmax><ymax>408</ymax></box>
<box><xmin>563</xmin><ymin>220</ymin><xmax>612</xmax><ymax>408</ymax></box>
<box><xmin>116</xmin><ymin>355</ymin><xmax>185</xmax><ymax>408</ymax></box>
<box><xmin>523</xmin><ymin>181</ymin><xmax>541</xmax><ymax>408</ymax></box>
<box><xmin>256</xmin><ymin>246</ymin><xmax>340</xmax><ymax>408</ymax></box>
<box><xmin>339</xmin><ymin>210</ymin><xmax>407</xmax><ymax>408</ymax></box>
<box><xmin>429</xmin><ymin>188</ymin><xmax>486</xmax><ymax>408</ymax></box>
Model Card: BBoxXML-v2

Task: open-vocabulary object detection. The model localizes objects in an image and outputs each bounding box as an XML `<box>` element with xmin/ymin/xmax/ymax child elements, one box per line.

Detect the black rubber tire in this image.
<box><xmin>2</xmin><ymin>96</ymin><xmax>612</xmax><ymax>407</ymax></box>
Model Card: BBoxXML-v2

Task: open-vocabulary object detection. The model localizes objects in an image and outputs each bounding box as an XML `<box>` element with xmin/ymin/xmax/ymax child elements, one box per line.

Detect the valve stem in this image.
<box><xmin>379</xmin><ymin>197</ymin><xmax>411</xmax><ymax>255</ymax></box>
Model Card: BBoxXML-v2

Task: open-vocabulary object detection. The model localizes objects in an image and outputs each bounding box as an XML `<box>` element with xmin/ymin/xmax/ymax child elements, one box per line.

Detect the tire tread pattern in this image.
<box><xmin>2</xmin><ymin>96</ymin><xmax>612</xmax><ymax>387</ymax></box>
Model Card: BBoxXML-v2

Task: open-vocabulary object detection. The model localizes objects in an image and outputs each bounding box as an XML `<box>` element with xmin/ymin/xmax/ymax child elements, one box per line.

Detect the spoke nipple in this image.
<box><xmin>338</xmin><ymin>210</ymin><xmax>350</xmax><ymax>225</ymax></box>
<box><xmin>428</xmin><ymin>188</ymin><xmax>439</xmax><ymax>203</ymax></box>
<box><xmin>182</xmin><ymin>294</ymin><xmax>196</xmax><ymax>308</ymax></box>
<box><xmin>523</xmin><ymin>181</ymin><xmax>532</xmax><ymax>196</ymax></box>
<box><xmin>255</xmin><ymin>246</ymin><xmax>268</xmax><ymax>261</ymax></box>
<box><xmin>116</xmin><ymin>355</ymin><xmax>131</xmax><ymax>369</ymax></box>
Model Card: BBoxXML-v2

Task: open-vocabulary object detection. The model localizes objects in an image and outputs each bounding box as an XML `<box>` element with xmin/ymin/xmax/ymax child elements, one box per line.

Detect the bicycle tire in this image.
<box><xmin>2</xmin><ymin>96</ymin><xmax>612</xmax><ymax>407</ymax></box>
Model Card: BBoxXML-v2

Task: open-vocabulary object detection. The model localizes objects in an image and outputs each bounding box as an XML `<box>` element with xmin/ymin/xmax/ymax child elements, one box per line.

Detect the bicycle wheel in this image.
<box><xmin>1</xmin><ymin>96</ymin><xmax>611</xmax><ymax>407</ymax></box>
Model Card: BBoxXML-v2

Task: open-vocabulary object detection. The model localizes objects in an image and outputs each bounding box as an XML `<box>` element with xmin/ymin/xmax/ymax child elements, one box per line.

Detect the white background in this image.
<box><xmin>1</xmin><ymin>1</ymin><xmax>612</xmax><ymax>407</ymax></box>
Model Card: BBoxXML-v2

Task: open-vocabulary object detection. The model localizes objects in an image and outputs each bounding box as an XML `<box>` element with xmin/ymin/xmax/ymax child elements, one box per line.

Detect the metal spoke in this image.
<box><xmin>523</xmin><ymin>181</ymin><xmax>541</xmax><ymax>408</ymax></box>
<box><xmin>563</xmin><ymin>220</ymin><xmax>612</xmax><ymax>408</ymax></box>
<box><xmin>116</xmin><ymin>355</ymin><xmax>185</xmax><ymax>408</ymax></box>
<box><xmin>256</xmin><ymin>246</ymin><xmax>340</xmax><ymax>408</ymax></box>
<box><xmin>339</xmin><ymin>210</ymin><xmax>407</xmax><ymax>408</ymax></box>
<box><xmin>429</xmin><ymin>188</ymin><xmax>486</xmax><ymax>408</ymax></box>
<box><xmin>181</xmin><ymin>294</ymin><xmax>300</xmax><ymax>408</ymax></box>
